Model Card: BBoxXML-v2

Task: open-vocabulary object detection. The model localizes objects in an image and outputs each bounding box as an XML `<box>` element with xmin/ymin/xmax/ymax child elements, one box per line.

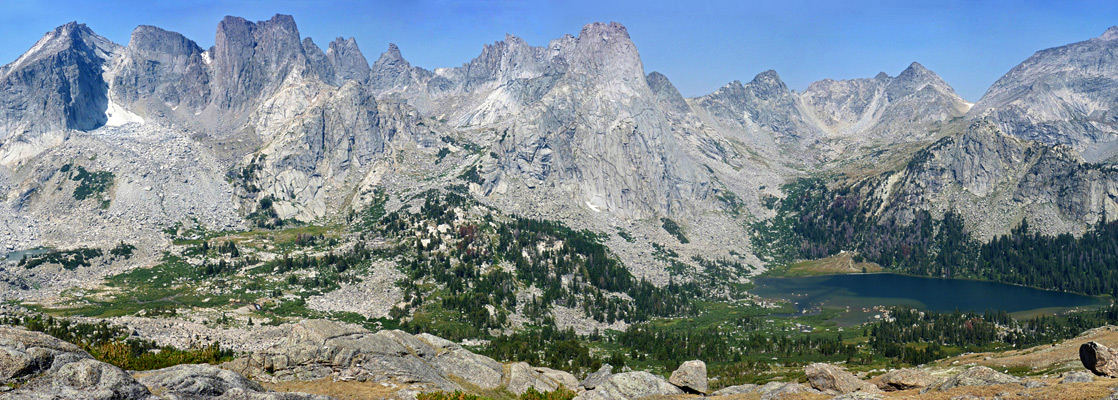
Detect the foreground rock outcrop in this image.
<box><xmin>0</xmin><ymin>325</ymin><xmax>323</xmax><ymax>400</ymax></box>
<box><xmin>0</xmin><ymin>325</ymin><xmax>154</xmax><ymax>399</ymax></box>
<box><xmin>225</xmin><ymin>320</ymin><xmax>577</xmax><ymax>396</ymax></box>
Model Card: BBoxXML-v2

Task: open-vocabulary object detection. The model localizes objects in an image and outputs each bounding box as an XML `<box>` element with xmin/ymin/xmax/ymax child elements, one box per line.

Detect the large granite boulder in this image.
<box><xmin>1081</xmin><ymin>341</ymin><xmax>1118</xmax><ymax>377</ymax></box>
<box><xmin>668</xmin><ymin>359</ymin><xmax>708</xmax><ymax>394</ymax></box>
<box><xmin>804</xmin><ymin>363</ymin><xmax>880</xmax><ymax>395</ymax></box>
<box><xmin>872</xmin><ymin>368</ymin><xmax>936</xmax><ymax>391</ymax></box>
<box><xmin>574</xmin><ymin>371</ymin><xmax>683</xmax><ymax>400</ymax></box>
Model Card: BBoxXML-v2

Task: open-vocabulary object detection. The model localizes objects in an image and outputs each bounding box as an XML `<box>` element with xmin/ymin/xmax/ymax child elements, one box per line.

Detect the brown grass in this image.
<box><xmin>936</xmin><ymin>326</ymin><xmax>1118</xmax><ymax>375</ymax></box>
<box><xmin>689</xmin><ymin>379</ymin><xmax>1117</xmax><ymax>400</ymax></box>
<box><xmin>265</xmin><ymin>378</ymin><xmax>415</xmax><ymax>399</ymax></box>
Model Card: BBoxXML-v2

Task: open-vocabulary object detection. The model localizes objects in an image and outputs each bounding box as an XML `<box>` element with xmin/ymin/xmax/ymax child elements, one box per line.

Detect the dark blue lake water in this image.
<box><xmin>752</xmin><ymin>273</ymin><xmax>1107</xmax><ymax>319</ymax></box>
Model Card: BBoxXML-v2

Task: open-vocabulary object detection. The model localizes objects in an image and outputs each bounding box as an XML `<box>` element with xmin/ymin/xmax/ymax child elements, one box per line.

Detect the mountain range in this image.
<box><xmin>1</xmin><ymin>14</ymin><xmax>1118</xmax><ymax>293</ymax></box>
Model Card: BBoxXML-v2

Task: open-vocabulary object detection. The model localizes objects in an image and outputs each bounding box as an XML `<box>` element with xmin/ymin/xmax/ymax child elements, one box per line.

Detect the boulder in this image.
<box><xmin>579</xmin><ymin>364</ymin><xmax>612</xmax><ymax>390</ymax></box>
<box><xmin>1081</xmin><ymin>341</ymin><xmax>1118</xmax><ymax>377</ymax></box>
<box><xmin>930</xmin><ymin>366</ymin><xmax>1021</xmax><ymax>391</ymax></box>
<box><xmin>1060</xmin><ymin>370</ymin><xmax>1095</xmax><ymax>384</ymax></box>
<box><xmin>536</xmin><ymin>367</ymin><xmax>579</xmax><ymax>391</ymax></box>
<box><xmin>431</xmin><ymin>346</ymin><xmax>504</xmax><ymax>390</ymax></box>
<box><xmin>757</xmin><ymin>381</ymin><xmax>820</xmax><ymax>400</ymax></box>
<box><xmin>668</xmin><ymin>359</ymin><xmax>708</xmax><ymax>394</ymax></box>
<box><xmin>504</xmin><ymin>362</ymin><xmax>577</xmax><ymax>395</ymax></box>
<box><xmin>134</xmin><ymin>363</ymin><xmax>329</xmax><ymax>399</ymax></box>
<box><xmin>804</xmin><ymin>363</ymin><xmax>880</xmax><ymax>395</ymax></box>
<box><xmin>873</xmin><ymin>368</ymin><xmax>936</xmax><ymax>391</ymax></box>
<box><xmin>574</xmin><ymin>371</ymin><xmax>683</xmax><ymax>400</ymax></box>
<box><xmin>712</xmin><ymin>383</ymin><xmax>758</xmax><ymax>396</ymax></box>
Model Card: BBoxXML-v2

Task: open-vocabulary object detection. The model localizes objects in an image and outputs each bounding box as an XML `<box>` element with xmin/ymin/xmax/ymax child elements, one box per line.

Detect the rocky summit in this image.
<box><xmin>2</xmin><ymin>9</ymin><xmax>1118</xmax><ymax>400</ymax></box>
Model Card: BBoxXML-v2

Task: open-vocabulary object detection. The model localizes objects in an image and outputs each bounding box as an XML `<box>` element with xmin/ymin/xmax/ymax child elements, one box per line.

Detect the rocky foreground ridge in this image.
<box><xmin>7</xmin><ymin>320</ymin><xmax>1118</xmax><ymax>400</ymax></box>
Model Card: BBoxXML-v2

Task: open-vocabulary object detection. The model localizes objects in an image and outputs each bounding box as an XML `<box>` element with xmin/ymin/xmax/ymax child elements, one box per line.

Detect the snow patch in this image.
<box><xmin>585</xmin><ymin>201</ymin><xmax>601</xmax><ymax>212</ymax></box>
<box><xmin>963</xmin><ymin>101</ymin><xmax>975</xmax><ymax>111</ymax></box>
<box><xmin>105</xmin><ymin>99</ymin><xmax>144</xmax><ymax>127</ymax></box>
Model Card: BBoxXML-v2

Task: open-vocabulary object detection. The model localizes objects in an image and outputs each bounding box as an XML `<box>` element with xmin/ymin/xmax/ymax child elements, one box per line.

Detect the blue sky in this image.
<box><xmin>1</xmin><ymin>0</ymin><xmax>1116</xmax><ymax>101</ymax></box>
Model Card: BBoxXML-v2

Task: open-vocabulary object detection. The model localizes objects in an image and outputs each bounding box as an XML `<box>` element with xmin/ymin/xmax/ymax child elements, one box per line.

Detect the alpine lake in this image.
<box><xmin>751</xmin><ymin>272</ymin><xmax>1110</xmax><ymax>326</ymax></box>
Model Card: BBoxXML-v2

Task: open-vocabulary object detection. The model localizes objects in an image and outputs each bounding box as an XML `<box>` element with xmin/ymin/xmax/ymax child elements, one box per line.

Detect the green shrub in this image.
<box><xmin>109</xmin><ymin>242</ymin><xmax>135</xmax><ymax>259</ymax></box>
<box><xmin>661</xmin><ymin>217</ymin><xmax>689</xmax><ymax>244</ymax></box>
<box><xmin>70</xmin><ymin>166</ymin><xmax>114</xmax><ymax>202</ymax></box>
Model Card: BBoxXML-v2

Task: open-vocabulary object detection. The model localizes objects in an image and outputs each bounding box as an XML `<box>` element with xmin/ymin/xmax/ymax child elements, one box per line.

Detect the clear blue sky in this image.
<box><xmin>1</xmin><ymin>0</ymin><xmax>1117</xmax><ymax>101</ymax></box>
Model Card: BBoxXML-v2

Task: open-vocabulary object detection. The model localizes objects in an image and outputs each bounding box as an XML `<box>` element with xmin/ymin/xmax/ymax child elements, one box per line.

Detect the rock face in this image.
<box><xmin>847</xmin><ymin>120</ymin><xmax>1118</xmax><ymax>240</ymax></box>
<box><xmin>970</xmin><ymin>26</ymin><xmax>1118</xmax><ymax>162</ymax></box>
<box><xmin>574</xmin><ymin>371</ymin><xmax>683</xmax><ymax>400</ymax></box>
<box><xmin>804</xmin><ymin>362</ymin><xmax>880</xmax><ymax>395</ymax></box>
<box><xmin>1081</xmin><ymin>341</ymin><xmax>1118</xmax><ymax>377</ymax></box>
<box><xmin>367</xmin><ymin>21</ymin><xmax>713</xmax><ymax>219</ymax></box>
<box><xmin>668</xmin><ymin>359</ymin><xmax>708</xmax><ymax>394</ymax></box>
<box><xmin>110</xmin><ymin>25</ymin><xmax>210</xmax><ymax>120</ymax></box>
<box><xmin>930</xmin><ymin>366</ymin><xmax>1021</xmax><ymax>391</ymax></box>
<box><xmin>226</xmin><ymin>320</ymin><xmax>574</xmax><ymax>396</ymax></box>
<box><xmin>0</xmin><ymin>22</ymin><xmax>119</xmax><ymax>140</ymax></box>
<box><xmin>873</xmin><ymin>368</ymin><xmax>936</xmax><ymax>391</ymax></box>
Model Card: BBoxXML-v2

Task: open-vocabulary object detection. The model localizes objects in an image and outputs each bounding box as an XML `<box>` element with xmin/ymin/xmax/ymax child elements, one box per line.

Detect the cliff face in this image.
<box><xmin>864</xmin><ymin>121</ymin><xmax>1118</xmax><ymax>238</ymax></box>
<box><xmin>970</xmin><ymin>26</ymin><xmax>1118</xmax><ymax>162</ymax></box>
<box><xmin>0</xmin><ymin>22</ymin><xmax>119</xmax><ymax>141</ymax></box>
